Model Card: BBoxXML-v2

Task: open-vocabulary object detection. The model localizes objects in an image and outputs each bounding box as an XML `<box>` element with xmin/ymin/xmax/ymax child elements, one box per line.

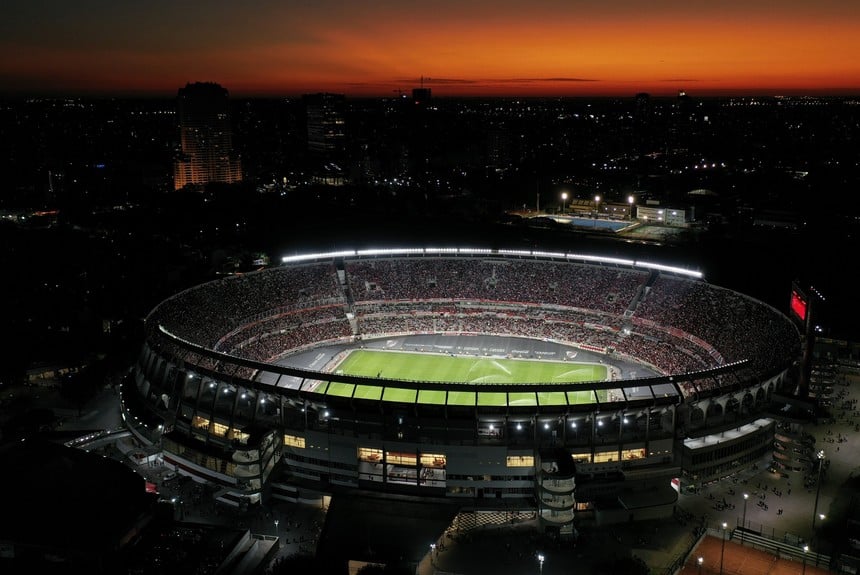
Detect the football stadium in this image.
<box><xmin>123</xmin><ymin>247</ymin><xmax>802</xmax><ymax>534</ymax></box>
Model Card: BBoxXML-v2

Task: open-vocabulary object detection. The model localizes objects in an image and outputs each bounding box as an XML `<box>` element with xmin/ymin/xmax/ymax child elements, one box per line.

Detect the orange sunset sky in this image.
<box><xmin>3</xmin><ymin>0</ymin><xmax>860</xmax><ymax>97</ymax></box>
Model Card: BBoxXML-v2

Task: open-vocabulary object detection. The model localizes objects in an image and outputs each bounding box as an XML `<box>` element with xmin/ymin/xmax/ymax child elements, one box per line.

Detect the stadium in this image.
<box><xmin>123</xmin><ymin>247</ymin><xmax>802</xmax><ymax>535</ymax></box>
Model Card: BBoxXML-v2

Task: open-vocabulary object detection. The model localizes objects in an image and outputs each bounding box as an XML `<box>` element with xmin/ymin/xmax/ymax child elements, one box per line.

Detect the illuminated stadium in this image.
<box><xmin>123</xmin><ymin>247</ymin><xmax>802</xmax><ymax>531</ymax></box>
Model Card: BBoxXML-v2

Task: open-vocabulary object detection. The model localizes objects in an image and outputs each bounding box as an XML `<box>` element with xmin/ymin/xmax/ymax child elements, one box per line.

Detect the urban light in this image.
<box><xmin>697</xmin><ymin>555</ymin><xmax>704</xmax><ymax>575</ymax></box>
<box><xmin>537</xmin><ymin>553</ymin><xmax>545</xmax><ymax>575</ymax></box>
<box><xmin>627</xmin><ymin>195</ymin><xmax>635</xmax><ymax>219</ymax></box>
<box><xmin>815</xmin><ymin>513</ymin><xmax>826</xmax><ymax>566</ymax></box>
<box><xmin>812</xmin><ymin>450</ymin><xmax>825</xmax><ymax>530</ymax></box>
<box><xmin>802</xmin><ymin>544</ymin><xmax>809</xmax><ymax>575</ymax></box>
<box><xmin>741</xmin><ymin>492</ymin><xmax>749</xmax><ymax>546</ymax></box>
<box><xmin>561</xmin><ymin>192</ymin><xmax>568</xmax><ymax>214</ymax></box>
<box><xmin>720</xmin><ymin>521</ymin><xmax>728</xmax><ymax>575</ymax></box>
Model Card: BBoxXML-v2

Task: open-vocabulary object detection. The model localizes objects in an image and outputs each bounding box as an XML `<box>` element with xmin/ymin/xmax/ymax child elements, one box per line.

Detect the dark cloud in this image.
<box><xmin>394</xmin><ymin>77</ymin><xmax>598</xmax><ymax>85</ymax></box>
<box><xmin>395</xmin><ymin>77</ymin><xmax>480</xmax><ymax>85</ymax></box>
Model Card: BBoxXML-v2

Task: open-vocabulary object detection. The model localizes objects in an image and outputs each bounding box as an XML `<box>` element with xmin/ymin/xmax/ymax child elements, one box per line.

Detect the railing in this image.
<box><xmin>735</xmin><ymin>527</ymin><xmax>830</xmax><ymax>567</ymax></box>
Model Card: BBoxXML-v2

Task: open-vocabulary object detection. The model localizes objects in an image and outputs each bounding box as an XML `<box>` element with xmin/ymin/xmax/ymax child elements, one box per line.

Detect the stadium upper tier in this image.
<box><xmin>144</xmin><ymin>249</ymin><xmax>800</xmax><ymax>405</ymax></box>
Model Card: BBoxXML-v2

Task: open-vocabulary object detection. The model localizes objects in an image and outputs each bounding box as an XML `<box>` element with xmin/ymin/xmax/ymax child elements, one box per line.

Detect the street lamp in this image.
<box><xmin>697</xmin><ymin>556</ymin><xmax>704</xmax><ymax>575</ymax></box>
<box><xmin>430</xmin><ymin>543</ymin><xmax>436</xmax><ymax>565</ymax></box>
<box><xmin>627</xmin><ymin>195</ymin><xmax>635</xmax><ymax>219</ymax></box>
<box><xmin>802</xmin><ymin>544</ymin><xmax>809</xmax><ymax>575</ymax></box>
<box><xmin>537</xmin><ymin>553</ymin><xmax>545</xmax><ymax>575</ymax></box>
<box><xmin>741</xmin><ymin>492</ymin><xmax>749</xmax><ymax>546</ymax></box>
<box><xmin>815</xmin><ymin>514</ymin><xmax>826</xmax><ymax>566</ymax></box>
<box><xmin>561</xmin><ymin>192</ymin><xmax>568</xmax><ymax>214</ymax></box>
<box><xmin>812</xmin><ymin>450</ymin><xmax>825</xmax><ymax>530</ymax></box>
<box><xmin>720</xmin><ymin>521</ymin><xmax>728</xmax><ymax>575</ymax></box>
<box><xmin>274</xmin><ymin>518</ymin><xmax>279</xmax><ymax>537</ymax></box>
<box><xmin>594</xmin><ymin>195</ymin><xmax>601</xmax><ymax>218</ymax></box>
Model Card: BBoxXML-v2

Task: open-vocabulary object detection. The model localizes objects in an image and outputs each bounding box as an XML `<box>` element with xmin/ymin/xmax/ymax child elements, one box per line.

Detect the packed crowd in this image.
<box><xmin>636</xmin><ymin>275</ymin><xmax>801</xmax><ymax>377</ymax></box>
<box><xmin>146</xmin><ymin>256</ymin><xmax>799</xmax><ymax>398</ymax></box>
<box><xmin>149</xmin><ymin>263</ymin><xmax>343</xmax><ymax>347</ymax></box>
<box><xmin>346</xmin><ymin>258</ymin><xmax>648</xmax><ymax>316</ymax></box>
<box><xmin>214</xmin><ymin>304</ymin><xmax>349</xmax><ymax>355</ymax></box>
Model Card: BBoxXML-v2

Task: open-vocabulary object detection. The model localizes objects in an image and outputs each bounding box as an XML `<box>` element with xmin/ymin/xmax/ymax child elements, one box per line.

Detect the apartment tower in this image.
<box><xmin>173</xmin><ymin>82</ymin><xmax>242</xmax><ymax>191</ymax></box>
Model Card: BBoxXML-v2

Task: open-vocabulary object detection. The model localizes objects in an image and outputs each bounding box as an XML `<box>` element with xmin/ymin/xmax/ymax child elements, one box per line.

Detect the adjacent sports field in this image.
<box><xmin>323</xmin><ymin>349</ymin><xmax>609</xmax><ymax>406</ymax></box>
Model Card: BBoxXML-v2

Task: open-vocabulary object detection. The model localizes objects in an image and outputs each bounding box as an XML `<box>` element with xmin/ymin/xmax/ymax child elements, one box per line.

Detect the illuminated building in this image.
<box><xmin>173</xmin><ymin>82</ymin><xmax>242</xmax><ymax>191</ymax></box>
<box><xmin>123</xmin><ymin>248</ymin><xmax>800</xmax><ymax>533</ymax></box>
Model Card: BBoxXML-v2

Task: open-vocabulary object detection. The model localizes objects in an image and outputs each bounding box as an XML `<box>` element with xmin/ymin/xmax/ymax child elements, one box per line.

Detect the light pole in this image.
<box><xmin>815</xmin><ymin>514</ymin><xmax>826</xmax><ymax>566</ymax></box>
<box><xmin>627</xmin><ymin>194</ymin><xmax>635</xmax><ymax>220</ymax></box>
<box><xmin>430</xmin><ymin>543</ymin><xmax>436</xmax><ymax>565</ymax></box>
<box><xmin>741</xmin><ymin>492</ymin><xmax>749</xmax><ymax>546</ymax></box>
<box><xmin>802</xmin><ymin>544</ymin><xmax>809</xmax><ymax>575</ymax></box>
<box><xmin>810</xmin><ymin>449</ymin><xmax>826</xmax><ymax>567</ymax></box>
<box><xmin>594</xmin><ymin>194</ymin><xmax>601</xmax><ymax>220</ymax></box>
<box><xmin>720</xmin><ymin>521</ymin><xmax>727</xmax><ymax>575</ymax></box>
<box><xmin>537</xmin><ymin>552</ymin><xmax>545</xmax><ymax>575</ymax></box>
<box><xmin>697</xmin><ymin>555</ymin><xmax>704</xmax><ymax>575</ymax></box>
<box><xmin>561</xmin><ymin>192</ymin><xmax>568</xmax><ymax>215</ymax></box>
<box><xmin>812</xmin><ymin>450</ymin><xmax>825</xmax><ymax>530</ymax></box>
<box><xmin>274</xmin><ymin>518</ymin><xmax>279</xmax><ymax>537</ymax></box>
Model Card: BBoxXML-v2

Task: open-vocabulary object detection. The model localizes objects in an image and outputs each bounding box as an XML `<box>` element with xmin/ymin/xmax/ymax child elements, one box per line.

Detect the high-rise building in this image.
<box><xmin>303</xmin><ymin>93</ymin><xmax>346</xmax><ymax>185</ymax></box>
<box><xmin>303</xmin><ymin>93</ymin><xmax>346</xmax><ymax>158</ymax></box>
<box><xmin>173</xmin><ymin>82</ymin><xmax>242</xmax><ymax>191</ymax></box>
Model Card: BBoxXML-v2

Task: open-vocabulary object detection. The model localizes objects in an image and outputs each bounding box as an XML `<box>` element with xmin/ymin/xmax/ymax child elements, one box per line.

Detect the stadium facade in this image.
<box><xmin>123</xmin><ymin>248</ymin><xmax>801</xmax><ymax>531</ymax></box>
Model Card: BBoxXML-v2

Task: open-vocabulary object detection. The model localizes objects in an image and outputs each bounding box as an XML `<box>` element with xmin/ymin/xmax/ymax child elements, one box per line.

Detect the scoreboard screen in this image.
<box><xmin>790</xmin><ymin>288</ymin><xmax>808</xmax><ymax>323</ymax></box>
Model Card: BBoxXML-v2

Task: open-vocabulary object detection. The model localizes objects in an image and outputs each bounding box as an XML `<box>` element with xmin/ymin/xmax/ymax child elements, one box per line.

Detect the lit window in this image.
<box><xmin>284</xmin><ymin>434</ymin><xmax>306</xmax><ymax>448</ymax></box>
<box><xmin>420</xmin><ymin>453</ymin><xmax>446</xmax><ymax>468</ymax></box>
<box><xmin>358</xmin><ymin>447</ymin><xmax>383</xmax><ymax>462</ymax></box>
<box><xmin>506</xmin><ymin>455</ymin><xmax>535</xmax><ymax>467</ymax></box>
<box><xmin>386</xmin><ymin>451</ymin><xmax>417</xmax><ymax>466</ymax></box>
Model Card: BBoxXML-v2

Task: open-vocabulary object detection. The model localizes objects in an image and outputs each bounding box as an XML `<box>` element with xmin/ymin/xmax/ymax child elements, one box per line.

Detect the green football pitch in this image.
<box><xmin>324</xmin><ymin>349</ymin><xmax>609</xmax><ymax>406</ymax></box>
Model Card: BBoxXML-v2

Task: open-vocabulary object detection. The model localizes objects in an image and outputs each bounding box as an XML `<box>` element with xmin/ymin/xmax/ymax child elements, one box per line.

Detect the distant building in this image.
<box><xmin>634</xmin><ymin>92</ymin><xmax>651</xmax><ymax>125</ymax></box>
<box><xmin>173</xmin><ymin>82</ymin><xmax>242</xmax><ymax>191</ymax></box>
<box><xmin>412</xmin><ymin>87</ymin><xmax>431</xmax><ymax>106</ymax></box>
<box><xmin>486</xmin><ymin>123</ymin><xmax>511</xmax><ymax>169</ymax></box>
<box><xmin>633</xmin><ymin>92</ymin><xmax>652</xmax><ymax>153</ymax></box>
<box><xmin>303</xmin><ymin>93</ymin><xmax>346</xmax><ymax>185</ymax></box>
<box><xmin>637</xmin><ymin>204</ymin><xmax>687</xmax><ymax>226</ymax></box>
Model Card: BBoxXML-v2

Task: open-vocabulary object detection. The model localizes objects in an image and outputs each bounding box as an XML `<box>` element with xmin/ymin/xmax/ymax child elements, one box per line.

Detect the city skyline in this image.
<box><xmin>3</xmin><ymin>0</ymin><xmax>860</xmax><ymax>98</ymax></box>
